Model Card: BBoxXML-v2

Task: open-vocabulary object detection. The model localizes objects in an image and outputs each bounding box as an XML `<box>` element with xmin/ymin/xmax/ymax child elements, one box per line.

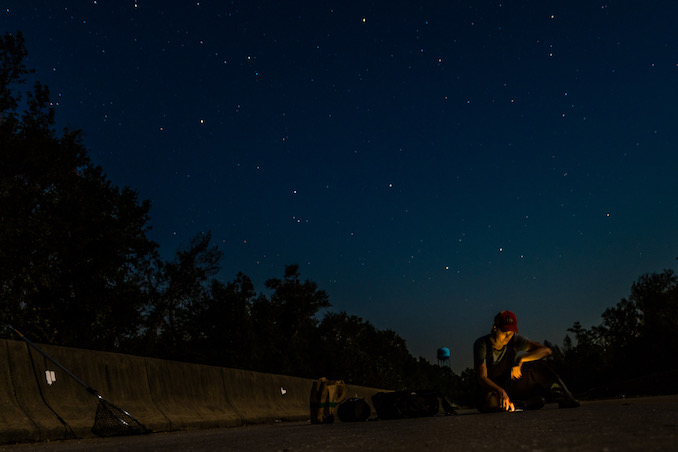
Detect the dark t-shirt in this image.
<box><xmin>473</xmin><ymin>334</ymin><xmax>530</xmax><ymax>369</ymax></box>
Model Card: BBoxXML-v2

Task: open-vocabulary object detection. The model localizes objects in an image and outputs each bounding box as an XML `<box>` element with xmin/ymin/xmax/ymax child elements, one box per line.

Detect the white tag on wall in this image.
<box><xmin>45</xmin><ymin>370</ymin><xmax>57</xmax><ymax>385</ymax></box>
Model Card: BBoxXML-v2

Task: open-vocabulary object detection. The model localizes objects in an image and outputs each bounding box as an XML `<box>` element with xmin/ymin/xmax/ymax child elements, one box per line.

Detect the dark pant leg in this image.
<box><xmin>504</xmin><ymin>361</ymin><xmax>559</xmax><ymax>401</ymax></box>
<box><xmin>478</xmin><ymin>361</ymin><xmax>577</xmax><ymax>411</ymax></box>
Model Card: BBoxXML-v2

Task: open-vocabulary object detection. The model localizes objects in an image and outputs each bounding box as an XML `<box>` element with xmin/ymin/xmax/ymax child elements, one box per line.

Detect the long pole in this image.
<box><xmin>11</xmin><ymin>326</ymin><xmax>98</xmax><ymax>396</ymax></box>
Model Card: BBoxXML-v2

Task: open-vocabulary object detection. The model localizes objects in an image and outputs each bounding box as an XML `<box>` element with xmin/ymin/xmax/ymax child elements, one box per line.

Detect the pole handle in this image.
<box><xmin>11</xmin><ymin>326</ymin><xmax>99</xmax><ymax>395</ymax></box>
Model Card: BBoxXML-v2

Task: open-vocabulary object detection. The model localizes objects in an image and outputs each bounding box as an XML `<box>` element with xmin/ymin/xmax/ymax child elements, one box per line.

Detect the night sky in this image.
<box><xmin>4</xmin><ymin>1</ymin><xmax>677</xmax><ymax>372</ymax></box>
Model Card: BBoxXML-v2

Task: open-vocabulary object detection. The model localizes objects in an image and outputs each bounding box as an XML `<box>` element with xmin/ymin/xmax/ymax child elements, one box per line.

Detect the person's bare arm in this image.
<box><xmin>511</xmin><ymin>341</ymin><xmax>552</xmax><ymax>379</ymax></box>
<box><xmin>476</xmin><ymin>362</ymin><xmax>515</xmax><ymax>411</ymax></box>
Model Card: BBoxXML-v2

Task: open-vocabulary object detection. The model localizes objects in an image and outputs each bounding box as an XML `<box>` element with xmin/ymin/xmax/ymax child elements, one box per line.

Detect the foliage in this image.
<box><xmin>138</xmin><ymin>232</ymin><xmax>222</xmax><ymax>360</ymax></box>
<box><xmin>0</xmin><ymin>32</ymin><xmax>158</xmax><ymax>350</ymax></box>
<box><xmin>550</xmin><ymin>268</ymin><xmax>678</xmax><ymax>393</ymax></box>
<box><xmin>317</xmin><ymin>312</ymin><xmax>410</xmax><ymax>389</ymax></box>
<box><xmin>193</xmin><ymin>273</ymin><xmax>258</xmax><ymax>369</ymax></box>
<box><xmin>260</xmin><ymin>264</ymin><xmax>331</xmax><ymax>376</ymax></box>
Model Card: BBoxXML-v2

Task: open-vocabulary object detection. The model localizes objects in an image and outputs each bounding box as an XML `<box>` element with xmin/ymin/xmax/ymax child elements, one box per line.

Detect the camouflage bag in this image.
<box><xmin>309</xmin><ymin>377</ymin><xmax>347</xmax><ymax>424</ymax></box>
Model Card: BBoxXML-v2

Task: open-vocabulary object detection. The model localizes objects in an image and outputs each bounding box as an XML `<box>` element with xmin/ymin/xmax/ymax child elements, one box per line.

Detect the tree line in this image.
<box><xmin>2</xmin><ymin>32</ymin><xmax>675</xmax><ymax>405</ymax></box>
<box><xmin>544</xmin><ymin>268</ymin><xmax>678</xmax><ymax>395</ymax></box>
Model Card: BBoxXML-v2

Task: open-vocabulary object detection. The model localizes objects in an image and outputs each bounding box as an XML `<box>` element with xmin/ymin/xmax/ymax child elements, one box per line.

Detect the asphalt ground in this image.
<box><xmin>2</xmin><ymin>395</ymin><xmax>677</xmax><ymax>451</ymax></box>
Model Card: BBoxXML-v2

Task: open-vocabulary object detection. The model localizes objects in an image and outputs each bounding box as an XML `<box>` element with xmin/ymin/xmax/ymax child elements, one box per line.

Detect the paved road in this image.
<box><xmin>2</xmin><ymin>395</ymin><xmax>677</xmax><ymax>451</ymax></box>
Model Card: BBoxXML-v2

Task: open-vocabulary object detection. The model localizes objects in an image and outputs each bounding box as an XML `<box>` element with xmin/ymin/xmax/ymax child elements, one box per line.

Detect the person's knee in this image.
<box><xmin>522</xmin><ymin>361</ymin><xmax>558</xmax><ymax>382</ymax></box>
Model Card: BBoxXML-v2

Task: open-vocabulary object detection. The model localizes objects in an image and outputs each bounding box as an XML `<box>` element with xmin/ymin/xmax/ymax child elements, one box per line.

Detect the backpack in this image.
<box><xmin>371</xmin><ymin>390</ymin><xmax>456</xmax><ymax>420</ymax></box>
<box><xmin>309</xmin><ymin>378</ymin><xmax>347</xmax><ymax>424</ymax></box>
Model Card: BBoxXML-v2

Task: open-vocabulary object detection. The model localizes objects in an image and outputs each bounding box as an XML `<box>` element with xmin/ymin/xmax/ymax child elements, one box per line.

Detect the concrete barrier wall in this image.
<box><xmin>144</xmin><ymin>356</ymin><xmax>240</xmax><ymax>430</ymax></box>
<box><xmin>0</xmin><ymin>339</ymin><xmax>385</xmax><ymax>445</ymax></box>
<box><xmin>0</xmin><ymin>340</ymin><xmax>42</xmax><ymax>443</ymax></box>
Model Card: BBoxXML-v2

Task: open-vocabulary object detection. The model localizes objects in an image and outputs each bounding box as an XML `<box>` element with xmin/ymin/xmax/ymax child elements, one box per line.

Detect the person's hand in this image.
<box><xmin>511</xmin><ymin>364</ymin><xmax>523</xmax><ymax>380</ymax></box>
<box><xmin>499</xmin><ymin>388</ymin><xmax>515</xmax><ymax>412</ymax></box>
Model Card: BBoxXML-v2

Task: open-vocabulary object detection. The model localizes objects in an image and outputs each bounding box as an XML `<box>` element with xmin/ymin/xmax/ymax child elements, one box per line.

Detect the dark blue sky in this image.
<box><xmin>4</xmin><ymin>1</ymin><xmax>677</xmax><ymax>371</ymax></box>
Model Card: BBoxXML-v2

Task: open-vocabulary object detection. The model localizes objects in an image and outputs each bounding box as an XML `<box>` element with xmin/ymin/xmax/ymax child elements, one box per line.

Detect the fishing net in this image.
<box><xmin>91</xmin><ymin>397</ymin><xmax>148</xmax><ymax>437</ymax></box>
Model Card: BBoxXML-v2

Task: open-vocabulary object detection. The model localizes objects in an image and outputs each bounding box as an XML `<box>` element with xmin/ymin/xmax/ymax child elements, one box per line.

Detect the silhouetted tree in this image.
<box><xmin>622</xmin><ymin>270</ymin><xmax>677</xmax><ymax>372</ymax></box>
<box><xmin>140</xmin><ymin>232</ymin><xmax>221</xmax><ymax>360</ymax></box>
<box><xmin>249</xmin><ymin>289</ymin><xmax>285</xmax><ymax>373</ymax></box>
<box><xmin>318</xmin><ymin>311</ymin><xmax>447</xmax><ymax>391</ymax></box>
<box><xmin>458</xmin><ymin>367</ymin><xmax>478</xmax><ymax>407</ymax></box>
<box><xmin>0</xmin><ymin>32</ymin><xmax>158</xmax><ymax>349</ymax></box>
<box><xmin>317</xmin><ymin>312</ymin><xmax>386</xmax><ymax>385</ymax></box>
<box><xmin>194</xmin><ymin>272</ymin><xmax>257</xmax><ymax>368</ymax></box>
<box><xmin>256</xmin><ymin>264</ymin><xmax>331</xmax><ymax>376</ymax></box>
<box><xmin>551</xmin><ymin>269</ymin><xmax>678</xmax><ymax>393</ymax></box>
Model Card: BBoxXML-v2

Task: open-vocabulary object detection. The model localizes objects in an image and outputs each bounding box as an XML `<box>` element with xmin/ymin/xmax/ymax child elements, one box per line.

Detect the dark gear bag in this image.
<box><xmin>416</xmin><ymin>389</ymin><xmax>457</xmax><ymax>416</ymax></box>
<box><xmin>337</xmin><ymin>397</ymin><xmax>371</xmax><ymax>422</ymax></box>
<box><xmin>310</xmin><ymin>378</ymin><xmax>347</xmax><ymax>424</ymax></box>
<box><xmin>372</xmin><ymin>390</ymin><xmax>456</xmax><ymax>420</ymax></box>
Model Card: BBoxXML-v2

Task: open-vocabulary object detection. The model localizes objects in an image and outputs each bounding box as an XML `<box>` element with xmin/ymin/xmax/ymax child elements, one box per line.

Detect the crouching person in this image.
<box><xmin>474</xmin><ymin>310</ymin><xmax>579</xmax><ymax>412</ymax></box>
